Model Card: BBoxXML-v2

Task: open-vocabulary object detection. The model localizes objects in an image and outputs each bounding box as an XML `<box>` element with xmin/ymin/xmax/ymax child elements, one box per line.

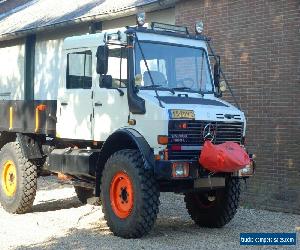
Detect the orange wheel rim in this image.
<box><xmin>2</xmin><ymin>160</ymin><xmax>17</xmax><ymax>197</ymax></box>
<box><xmin>110</xmin><ymin>171</ymin><xmax>134</xmax><ymax>219</ymax></box>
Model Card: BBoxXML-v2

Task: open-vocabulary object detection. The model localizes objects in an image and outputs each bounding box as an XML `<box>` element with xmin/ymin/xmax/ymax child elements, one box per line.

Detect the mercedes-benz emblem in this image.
<box><xmin>203</xmin><ymin>123</ymin><xmax>216</xmax><ymax>141</ymax></box>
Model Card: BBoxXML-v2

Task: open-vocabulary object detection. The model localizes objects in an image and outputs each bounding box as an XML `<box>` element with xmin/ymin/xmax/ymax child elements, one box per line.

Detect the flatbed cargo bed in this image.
<box><xmin>0</xmin><ymin>100</ymin><xmax>57</xmax><ymax>135</ymax></box>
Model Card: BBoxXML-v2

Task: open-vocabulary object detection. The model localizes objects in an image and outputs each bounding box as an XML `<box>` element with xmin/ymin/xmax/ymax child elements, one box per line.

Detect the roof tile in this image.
<box><xmin>0</xmin><ymin>0</ymin><xmax>158</xmax><ymax>37</ymax></box>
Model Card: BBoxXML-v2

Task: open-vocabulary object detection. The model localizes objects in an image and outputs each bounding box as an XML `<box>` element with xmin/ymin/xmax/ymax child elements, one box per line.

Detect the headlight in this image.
<box><xmin>219</xmin><ymin>80</ymin><xmax>227</xmax><ymax>92</ymax></box>
<box><xmin>238</xmin><ymin>160</ymin><xmax>255</xmax><ymax>177</ymax></box>
<box><xmin>172</xmin><ymin>162</ymin><xmax>189</xmax><ymax>178</ymax></box>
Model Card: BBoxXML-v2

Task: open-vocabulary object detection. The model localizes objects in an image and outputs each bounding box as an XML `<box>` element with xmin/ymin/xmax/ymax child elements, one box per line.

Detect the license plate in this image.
<box><xmin>194</xmin><ymin>177</ymin><xmax>225</xmax><ymax>188</ymax></box>
<box><xmin>169</xmin><ymin>109</ymin><xmax>195</xmax><ymax>119</ymax></box>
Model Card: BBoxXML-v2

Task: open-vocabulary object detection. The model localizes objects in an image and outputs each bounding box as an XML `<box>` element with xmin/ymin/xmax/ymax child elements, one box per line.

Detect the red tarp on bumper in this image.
<box><xmin>199</xmin><ymin>141</ymin><xmax>250</xmax><ymax>173</ymax></box>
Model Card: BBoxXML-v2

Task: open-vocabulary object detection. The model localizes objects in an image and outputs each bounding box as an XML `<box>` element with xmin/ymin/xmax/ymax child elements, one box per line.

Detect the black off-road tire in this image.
<box><xmin>74</xmin><ymin>186</ymin><xmax>94</xmax><ymax>204</ymax></box>
<box><xmin>184</xmin><ymin>177</ymin><xmax>240</xmax><ymax>228</ymax></box>
<box><xmin>101</xmin><ymin>149</ymin><xmax>160</xmax><ymax>238</ymax></box>
<box><xmin>0</xmin><ymin>142</ymin><xmax>37</xmax><ymax>214</ymax></box>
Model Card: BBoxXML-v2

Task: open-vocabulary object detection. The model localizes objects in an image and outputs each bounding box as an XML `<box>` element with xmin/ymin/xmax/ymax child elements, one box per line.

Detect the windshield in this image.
<box><xmin>135</xmin><ymin>42</ymin><xmax>214</xmax><ymax>93</ymax></box>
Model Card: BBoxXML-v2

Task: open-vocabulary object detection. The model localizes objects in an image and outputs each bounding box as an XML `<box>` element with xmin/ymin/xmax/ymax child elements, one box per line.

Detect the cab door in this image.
<box><xmin>56</xmin><ymin>49</ymin><xmax>94</xmax><ymax>140</ymax></box>
<box><xmin>93</xmin><ymin>45</ymin><xmax>129</xmax><ymax>141</ymax></box>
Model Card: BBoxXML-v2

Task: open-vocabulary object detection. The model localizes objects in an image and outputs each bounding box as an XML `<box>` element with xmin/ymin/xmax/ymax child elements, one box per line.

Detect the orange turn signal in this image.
<box><xmin>37</xmin><ymin>104</ymin><xmax>47</xmax><ymax>111</ymax></box>
<box><xmin>157</xmin><ymin>135</ymin><xmax>168</xmax><ymax>145</ymax></box>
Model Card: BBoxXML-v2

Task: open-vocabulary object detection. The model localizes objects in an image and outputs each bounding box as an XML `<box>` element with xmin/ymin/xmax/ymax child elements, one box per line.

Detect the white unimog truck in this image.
<box><xmin>0</xmin><ymin>17</ymin><xmax>254</xmax><ymax>238</ymax></box>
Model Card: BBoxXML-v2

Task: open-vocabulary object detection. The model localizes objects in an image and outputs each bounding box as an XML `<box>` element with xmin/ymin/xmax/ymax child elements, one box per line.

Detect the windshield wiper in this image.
<box><xmin>172</xmin><ymin>87</ymin><xmax>192</xmax><ymax>91</ymax></box>
<box><xmin>136</xmin><ymin>36</ymin><xmax>164</xmax><ymax>108</ymax></box>
<box><xmin>140</xmin><ymin>85</ymin><xmax>175</xmax><ymax>94</ymax></box>
<box><xmin>198</xmin><ymin>89</ymin><xmax>204</xmax><ymax>97</ymax></box>
<box><xmin>172</xmin><ymin>87</ymin><xmax>204</xmax><ymax>97</ymax></box>
<box><xmin>140</xmin><ymin>84</ymin><xmax>161</xmax><ymax>89</ymax></box>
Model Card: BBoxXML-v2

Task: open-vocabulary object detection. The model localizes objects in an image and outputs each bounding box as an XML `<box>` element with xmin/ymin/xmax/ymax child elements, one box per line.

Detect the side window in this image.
<box><xmin>66</xmin><ymin>50</ymin><xmax>92</xmax><ymax>89</ymax></box>
<box><xmin>106</xmin><ymin>47</ymin><xmax>127</xmax><ymax>88</ymax></box>
<box><xmin>139</xmin><ymin>59</ymin><xmax>167</xmax><ymax>86</ymax></box>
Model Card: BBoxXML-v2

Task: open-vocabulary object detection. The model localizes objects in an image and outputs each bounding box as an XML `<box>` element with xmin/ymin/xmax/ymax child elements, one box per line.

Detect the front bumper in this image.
<box><xmin>153</xmin><ymin>153</ymin><xmax>255</xmax><ymax>180</ymax></box>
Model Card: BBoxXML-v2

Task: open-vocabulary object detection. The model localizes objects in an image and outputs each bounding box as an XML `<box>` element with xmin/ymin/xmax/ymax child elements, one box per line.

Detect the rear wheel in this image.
<box><xmin>0</xmin><ymin>142</ymin><xmax>37</xmax><ymax>214</ymax></box>
<box><xmin>101</xmin><ymin>149</ymin><xmax>160</xmax><ymax>238</ymax></box>
<box><xmin>184</xmin><ymin>177</ymin><xmax>240</xmax><ymax>228</ymax></box>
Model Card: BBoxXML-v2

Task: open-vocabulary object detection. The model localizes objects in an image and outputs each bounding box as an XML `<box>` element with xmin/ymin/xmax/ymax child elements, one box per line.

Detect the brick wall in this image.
<box><xmin>175</xmin><ymin>0</ymin><xmax>300</xmax><ymax>214</ymax></box>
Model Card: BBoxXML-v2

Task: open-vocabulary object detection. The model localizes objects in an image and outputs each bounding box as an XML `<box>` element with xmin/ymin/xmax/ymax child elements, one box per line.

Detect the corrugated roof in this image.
<box><xmin>0</xmin><ymin>0</ymin><xmax>164</xmax><ymax>39</ymax></box>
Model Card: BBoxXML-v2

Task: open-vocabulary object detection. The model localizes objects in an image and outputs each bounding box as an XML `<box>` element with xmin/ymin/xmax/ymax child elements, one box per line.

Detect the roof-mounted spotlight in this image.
<box><xmin>136</xmin><ymin>12</ymin><xmax>146</xmax><ymax>27</ymax></box>
<box><xmin>195</xmin><ymin>21</ymin><xmax>204</xmax><ymax>34</ymax></box>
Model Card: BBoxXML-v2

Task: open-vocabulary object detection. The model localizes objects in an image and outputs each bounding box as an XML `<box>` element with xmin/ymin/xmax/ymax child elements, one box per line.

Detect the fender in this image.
<box><xmin>0</xmin><ymin>132</ymin><xmax>16</xmax><ymax>150</ymax></box>
<box><xmin>98</xmin><ymin>128</ymin><xmax>155</xmax><ymax>171</ymax></box>
<box><xmin>124</xmin><ymin>128</ymin><xmax>155</xmax><ymax>170</ymax></box>
<box><xmin>16</xmin><ymin>133</ymin><xmax>43</xmax><ymax>159</ymax></box>
<box><xmin>95</xmin><ymin>128</ymin><xmax>155</xmax><ymax>197</ymax></box>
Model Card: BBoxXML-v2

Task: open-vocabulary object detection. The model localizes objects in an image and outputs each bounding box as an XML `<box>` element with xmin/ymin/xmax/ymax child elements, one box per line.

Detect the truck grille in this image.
<box><xmin>168</xmin><ymin>120</ymin><xmax>244</xmax><ymax>160</ymax></box>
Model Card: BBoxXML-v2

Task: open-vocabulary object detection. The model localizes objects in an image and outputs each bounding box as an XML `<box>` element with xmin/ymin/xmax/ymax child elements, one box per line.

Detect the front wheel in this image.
<box><xmin>184</xmin><ymin>177</ymin><xmax>240</xmax><ymax>228</ymax></box>
<box><xmin>100</xmin><ymin>149</ymin><xmax>160</xmax><ymax>238</ymax></box>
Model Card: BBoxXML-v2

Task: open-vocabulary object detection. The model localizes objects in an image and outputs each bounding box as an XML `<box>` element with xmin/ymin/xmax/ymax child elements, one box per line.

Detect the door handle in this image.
<box><xmin>61</xmin><ymin>102</ymin><xmax>68</xmax><ymax>106</ymax></box>
<box><xmin>95</xmin><ymin>102</ymin><xmax>102</xmax><ymax>107</ymax></box>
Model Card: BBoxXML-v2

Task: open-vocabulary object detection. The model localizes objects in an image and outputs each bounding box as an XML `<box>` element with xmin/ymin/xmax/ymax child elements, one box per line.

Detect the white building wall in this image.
<box><xmin>34</xmin><ymin>8</ymin><xmax>175</xmax><ymax>100</ymax></box>
<box><xmin>34</xmin><ymin>38</ymin><xmax>64</xmax><ymax>100</ymax></box>
<box><xmin>0</xmin><ymin>40</ymin><xmax>25</xmax><ymax>100</ymax></box>
<box><xmin>34</xmin><ymin>24</ymin><xmax>89</xmax><ymax>100</ymax></box>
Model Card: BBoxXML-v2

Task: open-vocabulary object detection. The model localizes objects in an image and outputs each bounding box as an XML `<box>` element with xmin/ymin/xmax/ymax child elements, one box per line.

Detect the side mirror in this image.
<box><xmin>100</xmin><ymin>75</ymin><xmax>113</xmax><ymax>88</ymax></box>
<box><xmin>213</xmin><ymin>63</ymin><xmax>220</xmax><ymax>87</ymax></box>
<box><xmin>96</xmin><ymin>45</ymin><xmax>109</xmax><ymax>75</ymax></box>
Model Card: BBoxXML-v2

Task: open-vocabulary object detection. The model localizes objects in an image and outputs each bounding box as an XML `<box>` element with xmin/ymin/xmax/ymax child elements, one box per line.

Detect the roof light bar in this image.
<box><xmin>151</xmin><ymin>22</ymin><xmax>189</xmax><ymax>35</ymax></box>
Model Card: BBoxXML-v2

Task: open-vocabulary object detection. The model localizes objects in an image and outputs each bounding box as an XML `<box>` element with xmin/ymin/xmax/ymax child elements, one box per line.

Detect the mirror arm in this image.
<box><xmin>125</xmin><ymin>31</ymin><xmax>146</xmax><ymax>114</ymax></box>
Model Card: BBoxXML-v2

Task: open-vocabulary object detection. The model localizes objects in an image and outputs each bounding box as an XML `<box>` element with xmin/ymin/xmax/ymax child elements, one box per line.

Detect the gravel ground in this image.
<box><xmin>0</xmin><ymin>177</ymin><xmax>299</xmax><ymax>250</ymax></box>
